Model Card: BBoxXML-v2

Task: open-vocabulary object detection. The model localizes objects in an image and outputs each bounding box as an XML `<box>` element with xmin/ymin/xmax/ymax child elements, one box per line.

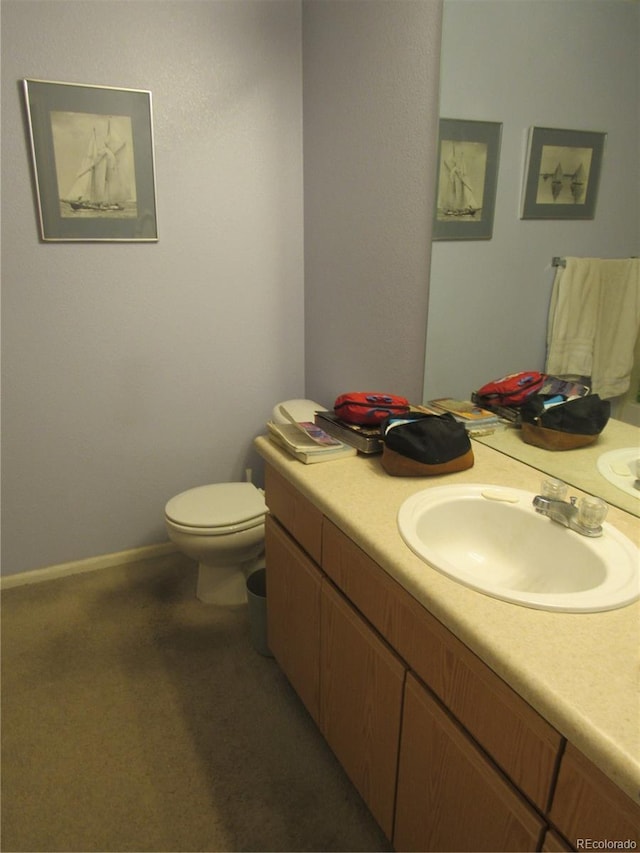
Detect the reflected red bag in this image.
<box><xmin>473</xmin><ymin>372</ymin><xmax>545</xmax><ymax>408</ymax></box>
<box><xmin>334</xmin><ymin>392</ymin><xmax>410</xmax><ymax>425</ymax></box>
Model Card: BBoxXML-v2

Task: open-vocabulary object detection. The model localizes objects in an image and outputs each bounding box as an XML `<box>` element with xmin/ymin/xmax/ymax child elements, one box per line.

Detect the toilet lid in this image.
<box><xmin>165</xmin><ymin>483</ymin><xmax>266</xmax><ymax>529</ymax></box>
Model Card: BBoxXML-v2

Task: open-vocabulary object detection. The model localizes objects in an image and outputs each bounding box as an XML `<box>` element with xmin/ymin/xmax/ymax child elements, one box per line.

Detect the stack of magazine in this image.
<box><xmin>267</xmin><ymin>418</ymin><xmax>357</xmax><ymax>464</ymax></box>
<box><xmin>314</xmin><ymin>411</ymin><xmax>383</xmax><ymax>454</ymax></box>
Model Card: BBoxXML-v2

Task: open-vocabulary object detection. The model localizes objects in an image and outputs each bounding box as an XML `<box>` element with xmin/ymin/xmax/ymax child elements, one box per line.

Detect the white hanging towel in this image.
<box><xmin>546</xmin><ymin>257</ymin><xmax>640</xmax><ymax>399</ymax></box>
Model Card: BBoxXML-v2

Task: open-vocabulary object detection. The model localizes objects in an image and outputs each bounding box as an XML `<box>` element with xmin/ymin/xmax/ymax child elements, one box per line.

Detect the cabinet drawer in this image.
<box><xmin>265</xmin><ymin>515</ymin><xmax>322</xmax><ymax>723</ymax></box>
<box><xmin>549</xmin><ymin>742</ymin><xmax>640</xmax><ymax>847</ymax></box>
<box><xmin>322</xmin><ymin>518</ymin><xmax>562</xmax><ymax>811</ymax></box>
<box><xmin>265</xmin><ymin>464</ymin><xmax>323</xmax><ymax>563</ymax></box>
<box><xmin>394</xmin><ymin>673</ymin><xmax>545</xmax><ymax>852</ymax></box>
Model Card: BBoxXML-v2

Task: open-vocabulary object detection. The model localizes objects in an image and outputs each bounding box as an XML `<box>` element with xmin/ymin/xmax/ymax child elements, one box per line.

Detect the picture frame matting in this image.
<box><xmin>23</xmin><ymin>78</ymin><xmax>158</xmax><ymax>241</ymax></box>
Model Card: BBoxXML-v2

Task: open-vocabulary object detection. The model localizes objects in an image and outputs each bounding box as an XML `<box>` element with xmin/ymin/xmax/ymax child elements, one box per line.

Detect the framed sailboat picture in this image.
<box><xmin>23</xmin><ymin>79</ymin><xmax>158</xmax><ymax>241</ymax></box>
<box><xmin>433</xmin><ymin>119</ymin><xmax>502</xmax><ymax>241</ymax></box>
<box><xmin>520</xmin><ymin>127</ymin><xmax>606</xmax><ymax>220</ymax></box>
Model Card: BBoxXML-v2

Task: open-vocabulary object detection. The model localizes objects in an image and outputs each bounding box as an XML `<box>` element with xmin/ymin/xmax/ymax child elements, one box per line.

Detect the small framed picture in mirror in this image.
<box><xmin>520</xmin><ymin>126</ymin><xmax>606</xmax><ymax>220</ymax></box>
<box><xmin>433</xmin><ymin>118</ymin><xmax>502</xmax><ymax>241</ymax></box>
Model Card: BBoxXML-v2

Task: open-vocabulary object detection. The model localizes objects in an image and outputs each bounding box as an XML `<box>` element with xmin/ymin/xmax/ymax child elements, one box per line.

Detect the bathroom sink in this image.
<box><xmin>597</xmin><ymin>448</ymin><xmax>640</xmax><ymax>501</ymax></box>
<box><xmin>397</xmin><ymin>484</ymin><xmax>639</xmax><ymax>612</ymax></box>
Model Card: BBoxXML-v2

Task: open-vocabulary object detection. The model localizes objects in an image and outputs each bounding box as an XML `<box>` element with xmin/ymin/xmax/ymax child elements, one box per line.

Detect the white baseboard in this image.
<box><xmin>0</xmin><ymin>542</ymin><xmax>179</xmax><ymax>590</ymax></box>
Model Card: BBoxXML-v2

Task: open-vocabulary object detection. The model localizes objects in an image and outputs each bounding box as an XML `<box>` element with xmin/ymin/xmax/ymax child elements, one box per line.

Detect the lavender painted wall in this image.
<box><xmin>1</xmin><ymin>0</ymin><xmax>443</xmax><ymax>577</ymax></box>
<box><xmin>303</xmin><ymin>0</ymin><xmax>442</xmax><ymax>405</ymax></box>
<box><xmin>1</xmin><ymin>0</ymin><xmax>305</xmax><ymax>575</ymax></box>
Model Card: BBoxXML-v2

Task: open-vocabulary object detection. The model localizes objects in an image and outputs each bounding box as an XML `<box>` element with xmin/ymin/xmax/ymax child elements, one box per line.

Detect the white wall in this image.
<box><xmin>424</xmin><ymin>0</ymin><xmax>640</xmax><ymax>402</ymax></box>
<box><xmin>1</xmin><ymin>0</ymin><xmax>305</xmax><ymax>575</ymax></box>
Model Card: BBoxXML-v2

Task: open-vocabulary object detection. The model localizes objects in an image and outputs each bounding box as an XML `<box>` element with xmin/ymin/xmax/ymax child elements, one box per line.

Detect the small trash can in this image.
<box><xmin>246</xmin><ymin>568</ymin><xmax>273</xmax><ymax>657</ymax></box>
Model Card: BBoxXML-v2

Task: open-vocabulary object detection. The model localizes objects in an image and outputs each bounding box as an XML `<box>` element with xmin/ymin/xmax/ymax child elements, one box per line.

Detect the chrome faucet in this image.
<box><xmin>533</xmin><ymin>481</ymin><xmax>607</xmax><ymax>538</ymax></box>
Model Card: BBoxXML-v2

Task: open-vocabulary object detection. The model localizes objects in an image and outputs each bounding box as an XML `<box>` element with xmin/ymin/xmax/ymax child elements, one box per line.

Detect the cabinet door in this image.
<box><xmin>549</xmin><ymin>742</ymin><xmax>640</xmax><ymax>848</ymax></box>
<box><xmin>265</xmin><ymin>515</ymin><xmax>321</xmax><ymax>723</ymax></box>
<box><xmin>320</xmin><ymin>579</ymin><xmax>405</xmax><ymax>841</ymax></box>
<box><xmin>394</xmin><ymin>673</ymin><xmax>546</xmax><ymax>853</ymax></box>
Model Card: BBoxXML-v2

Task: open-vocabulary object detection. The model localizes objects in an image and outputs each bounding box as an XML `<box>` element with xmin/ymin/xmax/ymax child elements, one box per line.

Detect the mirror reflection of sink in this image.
<box><xmin>398</xmin><ymin>484</ymin><xmax>639</xmax><ymax>612</ymax></box>
<box><xmin>597</xmin><ymin>448</ymin><xmax>640</xmax><ymax>500</ymax></box>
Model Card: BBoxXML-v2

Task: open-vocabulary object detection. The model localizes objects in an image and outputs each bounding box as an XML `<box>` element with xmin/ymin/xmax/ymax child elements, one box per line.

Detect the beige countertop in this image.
<box><xmin>255</xmin><ymin>434</ymin><xmax>640</xmax><ymax>805</ymax></box>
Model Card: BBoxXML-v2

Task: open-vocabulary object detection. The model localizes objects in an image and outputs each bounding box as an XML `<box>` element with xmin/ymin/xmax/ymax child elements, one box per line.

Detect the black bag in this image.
<box><xmin>380</xmin><ymin>412</ymin><xmax>474</xmax><ymax>476</ymax></box>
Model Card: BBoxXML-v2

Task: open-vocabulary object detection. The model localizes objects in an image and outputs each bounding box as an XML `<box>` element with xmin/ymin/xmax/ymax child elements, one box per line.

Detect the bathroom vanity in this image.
<box><xmin>255</xmin><ymin>435</ymin><xmax>640</xmax><ymax>852</ymax></box>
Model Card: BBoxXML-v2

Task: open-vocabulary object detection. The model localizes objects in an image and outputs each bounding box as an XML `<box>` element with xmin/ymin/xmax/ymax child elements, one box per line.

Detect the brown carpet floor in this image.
<box><xmin>1</xmin><ymin>552</ymin><xmax>391</xmax><ymax>853</ymax></box>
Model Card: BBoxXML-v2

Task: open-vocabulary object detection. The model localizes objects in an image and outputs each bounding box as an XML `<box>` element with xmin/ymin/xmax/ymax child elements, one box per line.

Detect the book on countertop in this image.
<box><xmin>426</xmin><ymin>398</ymin><xmax>501</xmax><ymax>422</ymax></box>
<box><xmin>314</xmin><ymin>411</ymin><xmax>383</xmax><ymax>454</ymax></box>
<box><xmin>283</xmin><ymin>418</ymin><xmax>344</xmax><ymax>447</ymax></box>
<box><xmin>266</xmin><ymin>421</ymin><xmax>357</xmax><ymax>464</ymax></box>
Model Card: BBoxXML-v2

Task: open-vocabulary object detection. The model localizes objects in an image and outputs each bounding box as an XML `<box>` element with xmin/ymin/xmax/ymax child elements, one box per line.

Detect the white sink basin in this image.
<box><xmin>398</xmin><ymin>484</ymin><xmax>639</xmax><ymax>612</ymax></box>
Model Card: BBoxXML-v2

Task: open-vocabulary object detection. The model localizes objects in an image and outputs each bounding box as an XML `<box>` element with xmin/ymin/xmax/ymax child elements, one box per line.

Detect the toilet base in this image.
<box><xmin>196</xmin><ymin>557</ymin><xmax>264</xmax><ymax>606</ymax></box>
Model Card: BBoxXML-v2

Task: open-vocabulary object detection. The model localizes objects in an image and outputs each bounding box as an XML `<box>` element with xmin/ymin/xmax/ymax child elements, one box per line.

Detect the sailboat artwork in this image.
<box><xmin>436</xmin><ymin>140</ymin><xmax>486</xmax><ymax>221</ymax></box>
<box><xmin>51</xmin><ymin>111</ymin><xmax>137</xmax><ymax>218</ymax></box>
<box><xmin>537</xmin><ymin>144</ymin><xmax>592</xmax><ymax>205</ymax></box>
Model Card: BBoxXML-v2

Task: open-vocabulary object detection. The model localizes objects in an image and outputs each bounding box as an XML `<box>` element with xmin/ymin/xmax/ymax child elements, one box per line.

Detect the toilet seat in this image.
<box><xmin>165</xmin><ymin>483</ymin><xmax>266</xmax><ymax>535</ymax></box>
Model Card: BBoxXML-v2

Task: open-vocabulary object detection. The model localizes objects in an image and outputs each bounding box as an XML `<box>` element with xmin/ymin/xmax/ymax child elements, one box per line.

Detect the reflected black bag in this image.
<box><xmin>380</xmin><ymin>412</ymin><xmax>474</xmax><ymax>476</ymax></box>
<box><xmin>519</xmin><ymin>394</ymin><xmax>610</xmax><ymax>450</ymax></box>
<box><xmin>520</xmin><ymin>394</ymin><xmax>610</xmax><ymax>435</ymax></box>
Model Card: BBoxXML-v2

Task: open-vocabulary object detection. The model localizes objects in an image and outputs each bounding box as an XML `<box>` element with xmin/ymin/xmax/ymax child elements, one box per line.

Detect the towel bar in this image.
<box><xmin>552</xmin><ymin>256</ymin><xmax>637</xmax><ymax>267</ymax></box>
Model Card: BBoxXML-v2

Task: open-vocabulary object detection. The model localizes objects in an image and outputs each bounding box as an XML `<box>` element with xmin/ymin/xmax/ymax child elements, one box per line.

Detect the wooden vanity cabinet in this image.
<box><xmin>265</xmin><ymin>515</ymin><xmax>321</xmax><ymax>724</ymax></box>
<box><xmin>394</xmin><ymin>673</ymin><xmax>546</xmax><ymax>852</ymax></box>
<box><xmin>263</xmin><ymin>462</ymin><xmax>639</xmax><ymax>852</ymax></box>
<box><xmin>540</xmin><ymin>828</ymin><xmax>574</xmax><ymax>852</ymax></box>
<box><xmin>264</xmin><ymin>466</ymin><xmax>405</xmax><ymax>836</ymax></box>
<box><xmin>264</xmin><ymin>465</ymin><xmax>322</xmax><ymax>563</ymax></box>
<box><xmin>320</xmin><ymin>580</ymin><xmax>405</xmax><ymax>839</ymax></box>
<box><xmin>549</xmin><ymin>742</ymin><xmax>640</xmax><ymax>848</ymax></box>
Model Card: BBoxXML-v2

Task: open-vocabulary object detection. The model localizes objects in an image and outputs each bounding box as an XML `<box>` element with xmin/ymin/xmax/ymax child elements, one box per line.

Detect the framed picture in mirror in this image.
<box><xmin>23</xmin><ymin>78</ymin><xmax>158</xmax><ymax>241</ymax></box>
<box><xmin>520</xmin><ymin>126</ymin><xmax>606</xmax><ymax>220</ymax></box>
<box><xmin>433</xmin><ymin>118</ymin><xmax>502</xmax><ymax>241</ymax></box>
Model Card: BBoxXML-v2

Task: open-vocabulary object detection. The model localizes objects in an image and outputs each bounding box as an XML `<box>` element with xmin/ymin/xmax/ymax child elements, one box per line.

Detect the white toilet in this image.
<box><xmin>164</xmin><ymin>482</ymin><xmax>267</xmax><ymax>606</ymax></box>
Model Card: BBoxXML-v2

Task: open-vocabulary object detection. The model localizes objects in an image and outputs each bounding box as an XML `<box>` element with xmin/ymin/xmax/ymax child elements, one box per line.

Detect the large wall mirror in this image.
<box><xmin>424</xmin><ymin>0</ymin><xmax>640</xmax><ymax>518</ymax></box>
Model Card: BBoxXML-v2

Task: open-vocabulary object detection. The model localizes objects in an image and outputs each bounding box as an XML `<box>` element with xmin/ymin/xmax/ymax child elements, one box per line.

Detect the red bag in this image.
<box><xmin>334</xmin><ymin>392</ymin><xmax>410</xmax><ymax>425</ymax></box>
<box><xmin>473</xmin><ymin>372</ymin><xmax>545</xmax><ymax>408</ymax></box>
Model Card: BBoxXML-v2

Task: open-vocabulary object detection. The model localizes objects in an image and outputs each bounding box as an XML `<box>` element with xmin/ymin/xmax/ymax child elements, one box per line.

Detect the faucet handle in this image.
<box><xmin>578</xmin><ymin>495</ymin><xmax>608</xmax><ymax>530</ymax></box>
<box><xmin>541</xmin><ymin>478</ymin><xmax>568</xmax><ymax>501</ymax></box>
